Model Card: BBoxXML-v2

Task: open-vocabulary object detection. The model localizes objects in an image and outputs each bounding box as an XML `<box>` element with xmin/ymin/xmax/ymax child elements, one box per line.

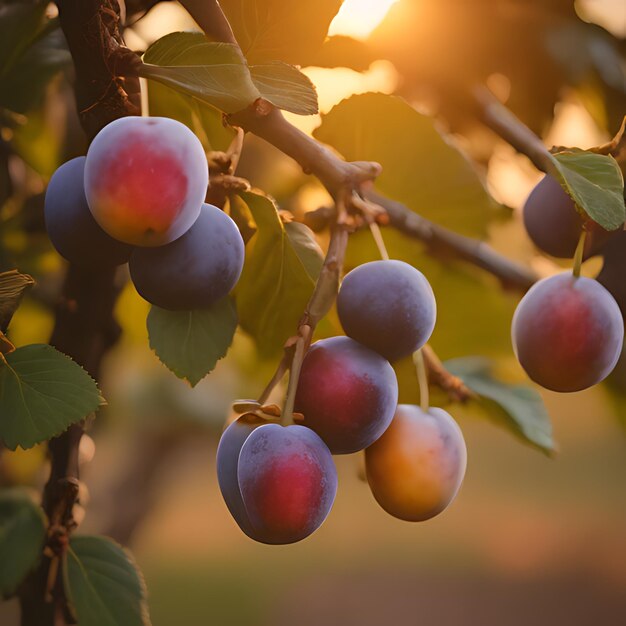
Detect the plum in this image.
<box><xmin>337</xmin><ymin>260</ymin><xmax>436</xmax><ymax>362</ymax></box>
<box><xmin>598</xmin><ymin>231</ymin><xmax>626</xmax><ymax>316</ymax></box>
<box><xmin>512</xmin><ymin>272</ymin><xmax>624</xmax><ymax>392</ymax></box>
<box><xmin>294</xmin><ymin>336</ymin><xmax>398</xmax><ymax>454</ymax></box>
<box><xmin>129</xmin><ymin>203</ymin><xmax>244</xmax><ymax>310</ymax></box>
<box><xmin>84</xmin><ymin>116</ymin><xmax>208</xmax><ymax>246</ymax></box>
<box><xmin>44</xmin><ymin>157</ymin><xmax>132</xmax><ymax>267</ymax></box>
<box><xmin>598</xmin><ymin>232</ymin><xmax>626</xmax><ymax>388</ymax></box>
<box><xmin>237</xmin><ymin>423</ymin><xmax>338</xmax><ymax>544</ymax></box>
<box><xmin>216</xmin><ymin>414</ymin><xmax>264</xmax><ymax>539</ymax></box>
<box><xmin>523</xmin><ymin>175</ymin><xmax>612</xmax><ymax>259</ymax></box>
<box><xmin>365</xmin><ymin>405</ymin><xmax>467</xmax><ymax>522</ymax></box>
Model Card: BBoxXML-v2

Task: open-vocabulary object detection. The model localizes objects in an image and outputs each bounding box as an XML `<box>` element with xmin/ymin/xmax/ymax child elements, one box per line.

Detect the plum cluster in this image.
<box><xmin>513</xmin><ymin>176</ymin><xmax>625</xmax><ymax>392</ymax></box>
<box><xmin>44</xmin><ymin>116</ymin><xmax>244</xmax><ymax>311</ymax></box>
<box><xmin>217</xmin><ymin>260</ymin><xmax>467</xmax><ymax>544</ymax></box>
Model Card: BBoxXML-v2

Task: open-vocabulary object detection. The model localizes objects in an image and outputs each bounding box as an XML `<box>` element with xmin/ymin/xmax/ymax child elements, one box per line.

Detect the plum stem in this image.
<box><xmin>413</xmin><ymin>349</ymin><xmax>430</xmax><ymax>413</ymax></box>
<box><xmin>139</xmin><ymin>77</ymin><xmax>150</xmax><ymax>117</ymax></box>
<box><xmin>573</xmin><ymin>229</ymin><xmax>588</xmax><ymax>278</ymax></box>
<box><xmin>281</xmin><ymin>328</ymin><xmax>310</xmax><ymax>426</ymax></box>
<box><xmin>369</xmin><ymin>222</ymin><xmax>390</xmax><ymax>261</ymax></box>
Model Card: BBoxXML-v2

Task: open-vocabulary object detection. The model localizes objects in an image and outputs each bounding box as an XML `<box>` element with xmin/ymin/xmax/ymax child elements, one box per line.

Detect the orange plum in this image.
<box><xmin>365</xmin><ymin>405</ymin><xmax>467</xmax><ymax>522</ymax></box>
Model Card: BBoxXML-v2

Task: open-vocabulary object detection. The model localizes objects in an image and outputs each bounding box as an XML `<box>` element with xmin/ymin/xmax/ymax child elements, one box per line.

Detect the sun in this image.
<box><xmin>329</xmin><ymin>0</ymin><xmax>400</xmax><ymax>39</ymax></box>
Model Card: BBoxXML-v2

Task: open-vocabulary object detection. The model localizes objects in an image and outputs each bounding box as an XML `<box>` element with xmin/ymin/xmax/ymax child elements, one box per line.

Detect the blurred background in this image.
<box><xmin>1</xmin><ymin>0</ymin><xmax>625</xmax><ymax>624</ymax></box>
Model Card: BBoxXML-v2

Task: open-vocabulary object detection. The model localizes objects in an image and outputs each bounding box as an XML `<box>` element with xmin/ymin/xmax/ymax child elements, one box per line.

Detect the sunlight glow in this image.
<box><xmin>329</xmin><ymin>0</ymin><xmax>400</xmax><ymax>39</ymax></box>
<box><xmin>285</xmin><ymin>61</ymin><xmax>399</xmax><ymax>135</ymax></box>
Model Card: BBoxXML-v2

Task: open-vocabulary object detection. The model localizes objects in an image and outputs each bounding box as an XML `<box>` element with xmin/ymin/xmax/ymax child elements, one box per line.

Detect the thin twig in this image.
<box><xmin>259</xmin><ymin>204</ymin><xmax>352</xmax><ymax>417</ymax></box>
<box><xmin>422</xmin><ymin>345</ymin><xmax>474</xmax><ymax>403</ymax></box>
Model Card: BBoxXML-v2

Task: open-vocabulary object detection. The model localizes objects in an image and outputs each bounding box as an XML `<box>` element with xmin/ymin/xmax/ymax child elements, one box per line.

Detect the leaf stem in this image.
<box><xmin>413</xmin><ymin>349</ymin><xmax>429</xmax><ymax>413</ymax></box>
<box><xmin>572</xmin><ymin>229</ymin><xmax>588</xmax><ymax>278</ymax></box>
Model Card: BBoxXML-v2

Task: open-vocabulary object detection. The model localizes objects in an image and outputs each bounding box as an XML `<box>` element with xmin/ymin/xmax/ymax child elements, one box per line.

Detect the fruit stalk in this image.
<box><xmin>369</xmin><ymin>221</ymin><xmax>390</xmax><ymax>261</ymax></box>
<box><xmin>413</xmin><ymin>349</ymin><xmax>430</xmax><ymax>413</ymax></box>
<box><xmin>281</xmin><ymin>328</ymin><xmax>311</xmax><ymax>426</ymax></box>
<box><xmin>271</xmin><ymin>208</ymin><xmax>351</xmax><ymax>417</ymax></box>
<box><xmin>572</xmin><ymin>229</ymin><xmax>588</xmax><ymax>278</ymax></box>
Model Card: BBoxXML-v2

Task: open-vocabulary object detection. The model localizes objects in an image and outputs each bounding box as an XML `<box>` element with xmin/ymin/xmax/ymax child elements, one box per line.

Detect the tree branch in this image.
<box><xmin>19</xmin><ymin>2</ymin><xmax>136</xmax><ymax>624</ymax></box>
<box><xmin>471</xmin><ymin>86</ymin><xmax>557</xmax><ymax>175</ymax></box>
<box><xmin>57</xmin><ymin>0</ymin><xmax>140</xmax><ymax>140</ymax></box>
<box><xmin>225</xmin><ymin>99</ymin><xmax>537</xmax><ymax>293</ymax></box>
<box><xmin>172</xmin><ymin>4</ymin><xmax>515</xmax><ymax>402</ymax></box>
<box><xmin>366</xmin><ymin>191</ymin><xmax>539</xmax><ymax>291</ymax></box>
<box><xmin>230</xmin><ymin>107</ymin><xmax>382</xmax><ymax>199</ymax></box>
<box><xmin>303</xmin><ymin>197</ymin><xmax>538</xmax><ymax>294</ymax></box>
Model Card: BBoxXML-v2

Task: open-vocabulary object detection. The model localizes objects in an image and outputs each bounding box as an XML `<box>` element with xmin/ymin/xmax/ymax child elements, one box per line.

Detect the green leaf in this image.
<box><xmin>141</xmin><ymin>32</ymin><xmax>318</xmax><ymax>115</ymax></box>
<box><xmin>0</xmin><ymin>488</ymin><xmax>46</xmax><ymax>598</ymax></box>
<box><xmin>141</xmin><ymin>37</ymin><xmax>259</xmax><ymax>114</ymax></box>
<box><xmin>0</xmin><ymin>1</ymin><xmax>69</xmax><ymax>114</ymax></box>
<box><xmin>64</xmin><ymin>535</ymin><xmax>151</xmax><ymax>626</ymax></box>
<box><xmin>0</xmin><ymin>25</ymin><xmax>70</xmax><ymax>114</ymax></box>
<box><xmin>0</xmin><ymin>344</ymin><xmax>102</xmax><ymax>451</ymax></box>
<box><xmin>314</xmin><ymin>93</ymin><xmax>500</xmax><ymax>237</ymax></box>
<box><xmin>445</xmin><ymin>357</ymin><xmax>555</xmax><ymax>455</ymax></box>
<box><xmin>147</xmin><ymin>298</ymin><xmax>238</xmax><ymax>387</ymax></box>
<box><xmin>284</xmin><ymin>222</ymin><xmax>324</xmax><ymax>280</ymax></box>
<box><xmin>249</xmin><ymin>62</ymin><xmax>318</xmax><ymax>115</ymax></box>
<box><xmin>0</xmin><ymin>0</ymin><xmax>48</xmax><ymax>77</ymax></box>
<box><xmin>235</xmin><ymin>191</ymin><xmax>318</xmax><ymax>356</ymax></box>
<box><xmin>220</xmin><ymin>0</ymin><xmax>343</xmax><ymax>64</ymax></box>
<box><xmin>0</xmin><ymin>270</ymin><xmax>35</xmax><ymax>332</ymax></box>
<box><xmin>551</xmin><ymin>151</ymin><xmax>625</xmax><ymax>231</ymax></box>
